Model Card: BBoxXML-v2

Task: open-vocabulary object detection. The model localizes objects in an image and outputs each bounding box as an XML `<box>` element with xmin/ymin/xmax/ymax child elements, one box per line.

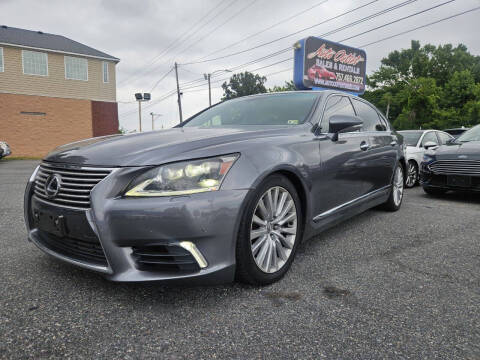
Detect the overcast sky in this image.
<box><xmin>2</xmin><ymin>0</ymin><xmax>479</xmax><ymax>131</ymax></box>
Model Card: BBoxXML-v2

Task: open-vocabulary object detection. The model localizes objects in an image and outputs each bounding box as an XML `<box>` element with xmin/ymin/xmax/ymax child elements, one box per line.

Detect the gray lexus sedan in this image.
<box><xmin>24</xmin><ymin>91</ymin><xmax>406</xmax><ymax>285</ymax></box>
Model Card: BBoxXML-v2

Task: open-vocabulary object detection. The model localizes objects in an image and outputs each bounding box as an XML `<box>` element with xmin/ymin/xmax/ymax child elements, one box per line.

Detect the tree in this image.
<box><xmin>221</xmin><ymin>71</ymin><xmax>267</xmax><ymax>100</ymax></box>
<box><xmin>268</xmin><ymin>80</ymin><xmax>296</xmax><ymax>92</ymax></box>
<box><xmin>362</xmin><ymin>40</ymin><xmax>480</xmax><ymax>130</ymax></box>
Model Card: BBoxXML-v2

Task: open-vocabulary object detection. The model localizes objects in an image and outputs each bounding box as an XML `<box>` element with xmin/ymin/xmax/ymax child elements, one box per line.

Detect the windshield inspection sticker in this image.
<box><xmin>287</xmin><ymin>120</ymin><xmax>299</xmax><ymax>125</ymax></box>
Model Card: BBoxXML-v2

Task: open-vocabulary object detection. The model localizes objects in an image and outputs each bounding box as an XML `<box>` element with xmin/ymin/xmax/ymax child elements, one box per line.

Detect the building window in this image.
<box><xmin>102</xmin><ymin>61</ymin><xmax>109</xmax><ymax>83</ymax></box>
<box><xmin>0</xmin><ymin>47</ymin><xmax>4</xmax><ymax>72</ymax></box>
<box><xmin>64</xmin><ymin>56</ymin><xmax>88</xmax><ymax>81</ymax></box>
<box><xmin>22</xmin><ymin>50</ymin><xmax>48</xmax><ymax>76</ymax></box>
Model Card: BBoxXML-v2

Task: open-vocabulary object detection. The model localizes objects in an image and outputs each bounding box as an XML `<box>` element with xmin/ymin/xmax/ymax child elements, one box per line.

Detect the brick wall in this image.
<box><xmin>91</xmin><ymin>101</ymin><xmax>119</xmax><ymax>137</ymax></box>
<box><xmin>0</xmin><ymin>93</ymin><xmax>93</xmax><ymax>157</ymax></box>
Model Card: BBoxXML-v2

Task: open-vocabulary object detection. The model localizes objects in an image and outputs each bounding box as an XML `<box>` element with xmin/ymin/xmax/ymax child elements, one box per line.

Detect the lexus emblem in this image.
<box><xmin>44</xmin><ymin>174</ymin><xmax>62</xmax><ymax>199</ymax></box>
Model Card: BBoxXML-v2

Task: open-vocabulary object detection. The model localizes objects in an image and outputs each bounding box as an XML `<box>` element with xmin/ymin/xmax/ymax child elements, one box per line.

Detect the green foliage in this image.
<box><xmin>221</xmin><ymin>71</ymin><xmax>267</xmax><ymax>100</ymax></box>
<box><xmin>268</xmin><ymin>80</ymin><xmax>296</xmax><ymax>92</ymax></box>
<box><xmin>363</xmin><ymin>40</ymin><xmax>480</xmax><ymax>130</ymax></box>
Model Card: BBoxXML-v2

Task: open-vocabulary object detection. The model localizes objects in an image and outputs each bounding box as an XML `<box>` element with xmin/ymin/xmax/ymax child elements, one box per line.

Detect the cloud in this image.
<box><xmin>2</xmin><ymin>0</ymin><xmax>479</xmax><ymax>131</ymax></box>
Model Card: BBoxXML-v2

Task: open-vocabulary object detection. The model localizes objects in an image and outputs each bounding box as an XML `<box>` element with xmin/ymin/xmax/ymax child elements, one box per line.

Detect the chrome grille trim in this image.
<box><xmin>428</xmin><ymin>160</ymin><xmax>480</xmax><ymax>175</ymax></box>
<box><xmin>33</xmin><ymin>162</ymin><xmax>114</xmax><ymax>209</ymax></box>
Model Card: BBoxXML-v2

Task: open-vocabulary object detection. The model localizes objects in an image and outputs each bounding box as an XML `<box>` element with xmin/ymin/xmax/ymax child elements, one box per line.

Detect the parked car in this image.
<box><xmin>24</xmin><ymin>91</ymin><xmax>406</xmax><ymax>285</ymax></box>
<box><xmin>307</xmin><ymin>65</ymin><xmax>337</xmax><ymax>81</ymax></box>
<box><xmin>397</xmin><ymin>130</ymin><xmax>453</xmax><ymax>188</ymax></box>
<box><xmin>0</xmin><ymin>141</ymin><xmax>11</xmax><ymax>159</ymax></box>
<box><xmin>444</xmin><ymin>127</ymin><xmax>469</xmax><ymax>139</ymax></box>
<box><xmin>421</xmin><ymin>124</ymin><xmax>480</xmax><ymax>195</ymax></box>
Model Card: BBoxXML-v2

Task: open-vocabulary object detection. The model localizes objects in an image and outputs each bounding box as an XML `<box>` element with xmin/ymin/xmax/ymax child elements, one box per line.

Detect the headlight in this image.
<box><xmin>423</xmin><ymin>153</ymin><xmax>435</xmax><ymax>163</ymax></box>
<box><xmin>125</xmin><ymin>154</ymin><xmax>239</xmax><ymax>197</ymax></box>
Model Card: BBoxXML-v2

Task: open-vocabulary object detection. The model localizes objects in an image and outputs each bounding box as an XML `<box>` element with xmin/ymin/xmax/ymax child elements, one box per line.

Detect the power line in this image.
<box><xmin>197</xmin><ymin>0</ymin><xmax>455</xmax><ymax>82</ymax></box>
<box><xmin>200</xmin><ymin>0</ymin><xmax>329</xmax><ymax>60</ymax></box>
<box><xmin>174</xmin><ymin>0</ymin><xmax>259</xmax><ymax>58</ymax></box>
<box><xmin>117</xmin><ymin>0</ymin><xmax>225</xmax><ymax>86</ymax></box>
<box><xmin>340</xmin><ymin>0</ymin><xmax>455</xmax><ymax>43</ymax></box>
<box><xmin>179</xmin><ymin>0</ymin><xmax>384</xmax><ymax>65</ymax></box>
<box><xmin>120</xmin><ymin>1</ymin><xmax>476</xmax><ymax>118</ymax></box>
<box><xmin>140</xmin><ymin>0</ymin><xmax>239</xmax><ymax>86</ymax></box>
<box><xmin>149</xmin><ymin>67</ymin><xmax>174</xmax><ymax>93</ymax></box>
<box><xmin>360</xmin><ymin>5</ymin><xmax>480</xmax><ymax>48</ymax></box>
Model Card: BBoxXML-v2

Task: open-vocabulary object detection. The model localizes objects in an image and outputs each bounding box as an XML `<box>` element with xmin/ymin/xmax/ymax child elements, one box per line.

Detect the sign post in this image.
<box><xmin>293</xmin><ymin>37</ymin><xmax>366</xmax><ymax>95</ymax></box>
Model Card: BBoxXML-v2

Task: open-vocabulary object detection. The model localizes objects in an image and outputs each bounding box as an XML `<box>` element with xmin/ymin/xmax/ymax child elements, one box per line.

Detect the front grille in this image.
<box><xmin>429</xmin><ymin>160</ymin><xmax>480</xmax><ymax>176</ymax></box>
<box><xmin>33</xmin><ymin>162</ymin><xmax>112</xmax><ymax>209</ymax></box>
<box><xmin>132</xmin><ymin>245</ymin><xmax>200</xmax><ymax>272</ymax></box>
<box><xmin>36</xmin><ymin>229</ymin><xmax>108</xmax><ymax>266</ymax></box>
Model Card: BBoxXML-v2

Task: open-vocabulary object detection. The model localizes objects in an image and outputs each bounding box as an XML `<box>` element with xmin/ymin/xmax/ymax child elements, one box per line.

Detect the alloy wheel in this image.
<box><xmin>405</xmin><ymin>162</ymin><xmax>417</xmax><ymax>187</ymax></box>
<box><xmin>250</xmin><ymin>186</ymin><xmax>297</xmax><ymax>274</ymax></box>
<box><xmin>393</xmin><ymin>166</ymin><xmax>404</xmax><ymax>206</ymax></box>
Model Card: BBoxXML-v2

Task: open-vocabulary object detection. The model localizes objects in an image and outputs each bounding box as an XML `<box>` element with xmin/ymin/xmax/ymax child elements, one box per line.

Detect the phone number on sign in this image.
<box><xmin>335</xmin><ymin>73</ymin><xmax>364</xmax><ymax>84</ymax></box>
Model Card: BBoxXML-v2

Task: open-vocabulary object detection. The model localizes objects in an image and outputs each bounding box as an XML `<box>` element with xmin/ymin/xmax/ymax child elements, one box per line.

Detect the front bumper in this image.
<box><xmin>24</xmin><ymin>166</ymin><xmax>250</xmax><ymax>284</ymax></box>
<box><xmin>420</xmin><ymin>164</ymin><xmax>480</xmax><ymax>192</ymax></box>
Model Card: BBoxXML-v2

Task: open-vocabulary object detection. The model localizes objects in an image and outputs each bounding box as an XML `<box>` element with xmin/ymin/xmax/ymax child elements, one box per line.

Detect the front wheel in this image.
<box><xmin>235</xmin><ymin>174</ymin><xmax>303</xmax><ymax>285</ymax></box>
<box><xmin>381</xmin><ymin>163</ymin><xmax>404</xmax><ymax>212</ymax></box>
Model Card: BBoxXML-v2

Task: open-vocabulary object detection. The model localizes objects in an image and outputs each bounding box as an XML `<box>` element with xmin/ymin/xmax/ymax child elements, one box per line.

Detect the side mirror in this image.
<box><xmin>423</xmin><ymin>141</ymin><xmax>438</xmax><ymax>149</ymax></box>
<box><xmin>446</xmin><ymin>138</ymin><xmax>455</xmax><ymax>144</ymax></box>
<box><xmin>329</xmin><ymin>115</ymin><xmax>363</xmax><ymax>141</ymax></box>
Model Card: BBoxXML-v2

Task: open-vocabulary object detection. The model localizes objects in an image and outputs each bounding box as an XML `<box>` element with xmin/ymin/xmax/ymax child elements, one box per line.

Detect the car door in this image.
<box><xmin>350</xmin><ymin>98</ymin><xmax>398</xmax><ymax>193</ymax></box>
<box><xmin>314</xmin><ymin>95</ymin><xmax>371</xmax><ymax>217</ymax></box>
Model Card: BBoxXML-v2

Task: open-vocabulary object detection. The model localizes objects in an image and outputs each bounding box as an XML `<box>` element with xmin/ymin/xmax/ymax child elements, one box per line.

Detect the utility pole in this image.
<box><xmin>204</xmin><ymin>73</ymin><xmax>212</xmax><ymax>106</ymax></box>
<box><xmin>150</xmin><ymin>112</ymin><xmax>162</xmax><ymax>131</ymax></box>
<box><xmin>138</xmin><ymin>101</ymin><xmax>142</xmax><ymax>132</ymax></box>
<box><xmin>204</xmin><ymin>69</ymin><xmax>231</xmax><ymax>107</ymax></box>
<box><xmin>174</xmin><ymin>62</ymin><xmax>183</xmax><ymax>123</ymax></box>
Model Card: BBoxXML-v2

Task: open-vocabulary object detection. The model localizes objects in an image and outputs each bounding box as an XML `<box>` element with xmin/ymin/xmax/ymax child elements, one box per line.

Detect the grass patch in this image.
<box><xmin>1</xmin><ymin>156</ymin><xmax>42</xmax><ymax>161</ymax></box>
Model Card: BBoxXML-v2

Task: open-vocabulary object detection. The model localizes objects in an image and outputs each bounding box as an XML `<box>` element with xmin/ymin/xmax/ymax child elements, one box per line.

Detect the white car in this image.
<box><xmin>0</xmin><ymin>141</ymin><xmax>11</xmax><ymax>159</ymax></box>
<box><xmin>398</xmin><ymin>130</ymin><xmax>453</xmax><ymax>187</ymax></box>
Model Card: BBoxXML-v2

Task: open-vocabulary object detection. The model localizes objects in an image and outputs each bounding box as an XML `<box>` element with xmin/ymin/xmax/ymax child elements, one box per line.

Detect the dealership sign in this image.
<box><xmin>293</xmin><ymin>37</ymin><xmax>366</xmax><ymax>94</ymax></box>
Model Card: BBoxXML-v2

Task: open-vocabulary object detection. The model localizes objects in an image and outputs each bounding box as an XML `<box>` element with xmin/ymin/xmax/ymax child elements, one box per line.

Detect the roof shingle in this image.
<box><xmin>0</xmin><ymin>25</ymin><xmax>119</xmax><ymax>62</ymax></box>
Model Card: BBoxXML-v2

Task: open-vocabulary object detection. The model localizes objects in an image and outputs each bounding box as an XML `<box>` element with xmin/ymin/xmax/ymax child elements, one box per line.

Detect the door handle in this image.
<box><xmin>360</xmin><ymin>142</ymin><xmax>370</xmax><ymax>151</ymax></box>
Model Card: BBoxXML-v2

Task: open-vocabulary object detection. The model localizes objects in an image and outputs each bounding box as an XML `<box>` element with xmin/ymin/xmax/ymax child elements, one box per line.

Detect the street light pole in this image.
<box><xmin>135</xmin><ymin>93</ymin><xmax>151</xmax><ymax>132</ymax></box>
<box><xmin>204</xmin><ymin>69</ymin><xmax>231</xmax><ymax>107</ymax></box>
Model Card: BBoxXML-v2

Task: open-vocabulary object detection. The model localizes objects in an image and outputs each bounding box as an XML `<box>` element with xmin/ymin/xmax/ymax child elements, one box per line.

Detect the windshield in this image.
<box><xmin>183</xmin><ymin>93</ymin><xmax>319</xmax><ymax>127</ymax></box>
<box><xmin>398</xmin><ymin>131</ymin><xmax>423</xmax><ymax>146</ymax></box>
<box><xmin>457</xmin><ymin>125</ymin><xmax>480</xmax><ymax>142</ymax></box>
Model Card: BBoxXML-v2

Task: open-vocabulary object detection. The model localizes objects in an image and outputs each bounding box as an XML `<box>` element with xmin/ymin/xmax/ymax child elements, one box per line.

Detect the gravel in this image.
<box><xmin>1</xmin><ymin>160</ymin><xmax>479</xmax><ymax>359</ymax></box>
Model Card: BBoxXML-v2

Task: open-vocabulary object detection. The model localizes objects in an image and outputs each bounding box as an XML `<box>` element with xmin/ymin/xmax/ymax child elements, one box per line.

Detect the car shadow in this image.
<box><xmin>419</xmin><ymin>190</ymin><xmax>480</xmax><ymax>204</ymax></box>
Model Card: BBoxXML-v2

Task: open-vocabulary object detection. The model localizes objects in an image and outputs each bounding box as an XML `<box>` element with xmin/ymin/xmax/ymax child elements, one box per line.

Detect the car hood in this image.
<box><xmin>433</xmin><ymin>141</ymin><xmax>480</xmax><ymax>160</ymax></box>
<box><xmin>44</xmin><ymin>126</ymin><xmax>299</xmax><ymax>167</ymax></box>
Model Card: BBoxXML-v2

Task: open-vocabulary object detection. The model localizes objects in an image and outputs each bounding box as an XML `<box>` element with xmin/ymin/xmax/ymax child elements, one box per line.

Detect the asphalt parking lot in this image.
<box><xmin>1</xmin><ymin>160</ymin><xmax>479</xmax><ymax>359</ymax></box>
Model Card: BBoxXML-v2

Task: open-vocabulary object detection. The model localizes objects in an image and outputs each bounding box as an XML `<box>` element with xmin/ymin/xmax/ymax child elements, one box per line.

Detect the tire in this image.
<box><xmin>381</xmin><ymin>163</ymin><xmax>405</xmax><ymax>212</ymax></box>
<box><xmin>405</xmin><ymin>160</ymin><xmax>418</xmax><ymax>188</ymax></box>
<box><xmin>423</xmin><ymin>186</ymin><xmax>447</xmax><ymax>196</ymax></box>
<box><xmin>235</xmin><ymin>174</ymin><xmax>303</xmax><ymax>285</ymax></box>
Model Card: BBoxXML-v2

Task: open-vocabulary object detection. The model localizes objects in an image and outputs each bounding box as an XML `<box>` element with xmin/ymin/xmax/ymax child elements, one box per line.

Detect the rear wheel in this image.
<box><xmin>236</xmin><ymin>174</ymin><xmax>303</xmax><ymax>285</ymax></box>
<box><xmin>405</xmin><ymin>160</ymin><xmax>418</xmax><ymax>188</ymax></box>
<box><xmin>381</xmin><ymin>163</ymin><xmax>404</xmax><ymax>211</ymax></box>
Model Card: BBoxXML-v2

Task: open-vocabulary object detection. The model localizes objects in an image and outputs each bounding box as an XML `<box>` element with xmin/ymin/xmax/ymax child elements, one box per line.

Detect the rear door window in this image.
<box><xmin>351</xmin><ymin>99</ymin><xmax>383</xmax><ymax>132</ymax></box>
<box><xmin>321</xmin><ymin>96</ymin><xmax>356</xmax><ymax>132</ymax></box>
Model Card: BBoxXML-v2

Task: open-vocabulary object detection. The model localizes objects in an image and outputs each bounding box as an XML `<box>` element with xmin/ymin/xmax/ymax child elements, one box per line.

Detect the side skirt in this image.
<box><xmin>306</xmin><ymin>186</ymin><xmax>390</xmax><ymax>236</ymax></box>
